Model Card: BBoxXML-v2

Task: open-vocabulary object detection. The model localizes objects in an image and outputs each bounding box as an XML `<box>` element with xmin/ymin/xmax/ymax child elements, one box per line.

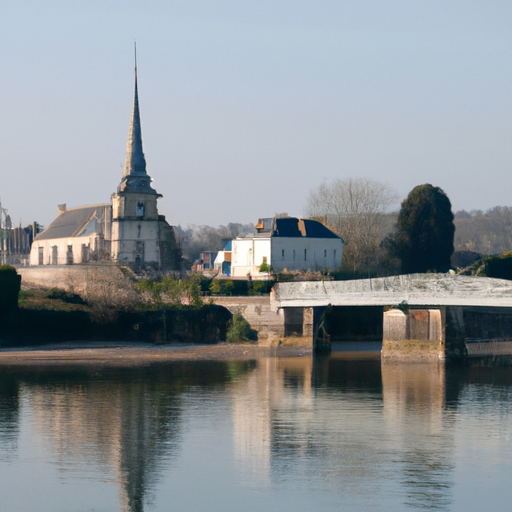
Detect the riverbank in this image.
<box><xmin>0</xmin><ymin>341</ymin><xmax>313</xmax><ymax>366</ymax></box>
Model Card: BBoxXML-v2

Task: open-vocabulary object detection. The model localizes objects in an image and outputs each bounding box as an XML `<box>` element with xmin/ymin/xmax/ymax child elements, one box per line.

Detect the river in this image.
<box><xmin>0</xmin><ymin>343</ymin><xmax>511</xmax><ymax>511</ymax></box>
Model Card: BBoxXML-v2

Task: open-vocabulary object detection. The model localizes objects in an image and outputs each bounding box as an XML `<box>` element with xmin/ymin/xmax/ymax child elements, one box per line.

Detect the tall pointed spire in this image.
<box><xmin>123</xmin><ymin>42</ymin><xmax>147</xmax><ymax>177</ymax></box>
<box><xmin>118</xmin><ymin>43</ymin><xmax>156</xmax><ymax>194</ymax></box>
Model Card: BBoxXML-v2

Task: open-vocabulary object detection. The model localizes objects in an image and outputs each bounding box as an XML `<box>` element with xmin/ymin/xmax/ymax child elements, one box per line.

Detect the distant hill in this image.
<box><xmin>454</xmin><ymin>207</ymin><xmax>512</xmax><ymax>255</ymax></box>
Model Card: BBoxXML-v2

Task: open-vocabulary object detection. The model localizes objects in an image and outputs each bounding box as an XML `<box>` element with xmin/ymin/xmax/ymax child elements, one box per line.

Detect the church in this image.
<box><xmin>29</xmin><ymin>63</ymin><xmax>181</xmax><ymax>272</ymax></box>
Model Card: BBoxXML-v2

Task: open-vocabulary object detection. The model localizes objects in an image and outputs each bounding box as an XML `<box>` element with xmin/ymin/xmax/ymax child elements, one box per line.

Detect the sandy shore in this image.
<box><xmin>0</xmin><ymin>342</ymin><xmax>313</xmax><ymax>366</ymax></box>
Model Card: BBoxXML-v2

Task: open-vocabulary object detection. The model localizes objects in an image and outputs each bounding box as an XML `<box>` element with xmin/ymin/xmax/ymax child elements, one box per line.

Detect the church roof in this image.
<box><xmin>35</xmin><ymin>204</ymin><xmax>110</xmax><ymax>241</ymax></box>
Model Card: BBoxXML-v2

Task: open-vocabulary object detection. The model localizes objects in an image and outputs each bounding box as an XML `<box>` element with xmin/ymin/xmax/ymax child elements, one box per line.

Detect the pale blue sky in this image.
<box><xmin>2</xmin><ymin>1</ymin><xmax>512</xmax><ymax>228</ymax></box>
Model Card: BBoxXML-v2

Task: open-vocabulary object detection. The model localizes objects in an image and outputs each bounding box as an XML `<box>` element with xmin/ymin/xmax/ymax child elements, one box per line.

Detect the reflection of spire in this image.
<box><xmin>117</xmin><ymin>386</ymin><xmax>180</xmax><ymax>512</ymax></box>
<box><xmin>26</xmin><ymin>367</ymin><xmax>182</xmax><ymax>512</ymax></box>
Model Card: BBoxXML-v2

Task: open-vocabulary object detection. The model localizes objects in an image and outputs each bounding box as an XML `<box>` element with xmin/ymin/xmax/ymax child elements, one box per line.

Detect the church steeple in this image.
<box><xmin>118</xmin><ymin>44</ymin><xmax>157</xmax><ymax>194</ymax></box>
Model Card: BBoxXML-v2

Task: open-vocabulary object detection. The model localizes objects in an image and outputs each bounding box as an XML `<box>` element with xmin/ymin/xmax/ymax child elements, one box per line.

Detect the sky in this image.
<box><xmin>2</xmin><ymin>0</ymin><xmax>512</xmax><ymax>230</ymax></box>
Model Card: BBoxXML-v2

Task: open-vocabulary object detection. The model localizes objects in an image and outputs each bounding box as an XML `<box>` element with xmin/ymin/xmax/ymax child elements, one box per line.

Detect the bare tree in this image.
<box><xmin>305</xmin><ymin>178</ymin><xmax>398</xmax><ymax>275</ymax></box>
<box><xmin>83</xmin><ymin>267</ymin><xmax>138</xmax><ymax>323</ymax></box>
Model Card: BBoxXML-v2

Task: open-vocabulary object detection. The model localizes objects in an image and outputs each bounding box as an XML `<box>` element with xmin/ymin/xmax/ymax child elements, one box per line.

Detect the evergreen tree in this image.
<box><xmin>390</xmin><ymin>184</ymin><xmax>455</xmax><ymax>274</ymax></box>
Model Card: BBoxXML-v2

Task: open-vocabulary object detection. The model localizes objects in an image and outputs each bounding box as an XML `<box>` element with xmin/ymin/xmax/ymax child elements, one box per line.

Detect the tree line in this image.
<box><xmin>174</xmin><ymin>222</ymin><xmax>255</xmax><ymax>267</ymax></box>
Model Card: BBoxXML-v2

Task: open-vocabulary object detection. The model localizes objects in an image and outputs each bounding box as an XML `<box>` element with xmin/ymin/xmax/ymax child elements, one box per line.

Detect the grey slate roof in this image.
<box><xmin>35</xmin><ymin>204</ymin><xmax>110</xmax><ymax>241</ymax></box>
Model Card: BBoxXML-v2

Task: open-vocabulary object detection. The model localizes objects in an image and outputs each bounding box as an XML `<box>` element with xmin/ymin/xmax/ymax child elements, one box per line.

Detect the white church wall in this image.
<box><xmin>29</xmin><ymin>235</ymin><xmax>105</xmax><ymax>266</ymax></box>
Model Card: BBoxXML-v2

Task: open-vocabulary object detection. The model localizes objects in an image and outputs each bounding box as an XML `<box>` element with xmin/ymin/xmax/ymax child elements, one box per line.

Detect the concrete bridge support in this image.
<box><xmin>382</xmin><ymin>308</ymin><xmax>446</xmax><ymax>362</ymax></box>
<box><xmin>284</xmin><ymin>306</ymin><xmax>330</xmax><ymax>352</ymax></box>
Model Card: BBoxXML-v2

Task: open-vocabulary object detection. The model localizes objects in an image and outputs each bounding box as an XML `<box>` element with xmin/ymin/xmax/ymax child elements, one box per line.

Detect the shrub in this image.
<box><xmin>250</xmin><ymin>280</ymin><xmax>275</xmax><ymax>294</ymax></box>
<box><xmin>484</xmin><ymin>252</ymin><xmax>512</xmax><ymax>280</ymax></box>
<box><xmin>44</xmin><ymin>288</ymin><xmax>84</xmax><ymax>304</ymax></box>
<box><xmin>226</xmin><ymin>313</ymin><xmax>258</xmax><ymax>343</ymax></box>
<box><xmin>0</xmin><ymin>265</ymin><xmax>21</xmax><ymax>313</ymax></box>
<box><xmin>135</xmin><ymin>275</ymin><xmax>203</xmax><ymax>309</ymax></box>
<box><xmin>210</xmin><ymin>279</ymin><xmax>238</xmax><ymax>296</ymax></box>
<box><xmin>259</xmin><ymin>262</ymin><xmax>270</xmax><ymax>273</ymax></box>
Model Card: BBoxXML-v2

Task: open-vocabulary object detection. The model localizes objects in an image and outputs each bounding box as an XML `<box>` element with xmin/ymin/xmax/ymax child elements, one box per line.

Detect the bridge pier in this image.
<box><xmin>382</xmin><ymin>308</ymin><xmax>446</xmax><ymax>362</ymax></box>
<box><xmin>283</xmin><ymin>306</ymin><xmax>331</xmax><ymax>352</ymax></box>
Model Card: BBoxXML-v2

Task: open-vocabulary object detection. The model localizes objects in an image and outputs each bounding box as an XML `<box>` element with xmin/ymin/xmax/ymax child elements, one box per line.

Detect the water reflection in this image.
<box><xmin>382</xmin><ymin>363</ymin><xmax>455</xmax><ymax>511</ymax></box>
<box><xmin>232</xmin><ymin>355</ymin><xmax>456</xmax><ymax>510</ymax></box>
<box><xmin>0</xmin><ymin>354</ymin><xmax>512</xmax><ymax>511</ymax></box>
<box><xmin>0</xmin><ymin>362</ymin><xmax>252</xmax><ymax>512</ymax></box>
<box><xmin>232</xmin><ymin>357</ymin><xmax>314</xmax><ymax>485</ymax></box>
<box><xmin>23</xmin><ymin>366</ymin><xmax>183</xmax><ymax>512</ymax></box>
<box><xmin>0</xmin><ymin>371</ymin><xmax>20</xmax><ymax>459</ymax></box>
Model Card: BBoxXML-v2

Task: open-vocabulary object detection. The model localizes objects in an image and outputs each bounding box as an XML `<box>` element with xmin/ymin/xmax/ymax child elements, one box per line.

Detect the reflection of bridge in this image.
<box><xmin>231</xmin><ymin>354</ymin><xmax>457</xmax><ymax>509</ymax></box>
<box><xmin>266</xmin><ymin>274</ymin><xmax>512</xmax><ymax>361</ymax></box>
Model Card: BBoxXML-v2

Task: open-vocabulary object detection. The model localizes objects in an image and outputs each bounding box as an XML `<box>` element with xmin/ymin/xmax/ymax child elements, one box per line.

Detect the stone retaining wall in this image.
<box><xmin>211</xmin><ymin>297</ymin><xmax>311</xmax><ymax>347</ymax></box>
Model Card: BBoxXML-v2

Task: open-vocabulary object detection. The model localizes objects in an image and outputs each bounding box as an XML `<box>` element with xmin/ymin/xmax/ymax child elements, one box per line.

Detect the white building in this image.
<box><xmin>227</xmin><ymin>216</ymin><xmax>343</xmax><ymax>278</ymax></box>
<box><xmin>30</xmin><ymin>63</ymin><xmax>180</xmax><ymax>271</ymax></box>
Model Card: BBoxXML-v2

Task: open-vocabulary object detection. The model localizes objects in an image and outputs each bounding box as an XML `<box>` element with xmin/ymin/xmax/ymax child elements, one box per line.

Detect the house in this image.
<box><xmin>191</xmin><ymin>251</ymin><xmax>218</xmax><ymax>272</ymax></box>
<box><xmin>217</xmin><ymin>216</ymin><xmax>343</xmax><ymax>278</ymax></box>
<box><xmin>29</xmin><ymin>61</ymin><xmax>180</xmax><ymax>271</ymax></box>
<box><xmin>213</xmin><ymin>240</ymin><xmax>232</xmax><ymax>276</ymax></box>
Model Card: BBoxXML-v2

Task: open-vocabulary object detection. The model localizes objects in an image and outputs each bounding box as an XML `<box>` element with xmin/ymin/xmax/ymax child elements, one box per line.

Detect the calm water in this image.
<box><xmin>1</xmin><ymin>347</ymin><xmax>512</xmax><ymax>512</ymax></box>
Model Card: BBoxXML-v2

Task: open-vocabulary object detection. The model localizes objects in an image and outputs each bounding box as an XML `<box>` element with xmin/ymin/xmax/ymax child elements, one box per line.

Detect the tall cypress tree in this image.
<box><xmin>393</xmin><ymin>184</ymin><xmax>455</xmax><ymax>274</ymax></box>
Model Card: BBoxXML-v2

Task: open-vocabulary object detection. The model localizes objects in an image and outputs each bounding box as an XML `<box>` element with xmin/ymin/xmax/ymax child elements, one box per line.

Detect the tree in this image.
<box><xmin>304</xmin><ymin>178</ymin><xmax>398</xmax><ymax>275</ymax></box>
<box><xmin>390</xmin><ymin>184</ymin><xmax>455</xmax><ymax>274</ymax></box>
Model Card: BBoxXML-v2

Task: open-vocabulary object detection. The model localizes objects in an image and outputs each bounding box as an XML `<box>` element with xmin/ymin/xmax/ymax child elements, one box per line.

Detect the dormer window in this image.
<box><xmin>136</xmin><ymin>201</ymin><xmax>145</xmax><ymax>217</ymax></box>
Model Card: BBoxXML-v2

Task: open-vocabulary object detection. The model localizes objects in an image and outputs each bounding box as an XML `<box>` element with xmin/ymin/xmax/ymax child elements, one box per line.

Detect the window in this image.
<box><xmin>66</xmin><ymin>245</ymin><xmax>74</xmax><ymax>265</ymax></box>
<box><xmin>136</xmin><ymin>201</ymin><xmax>145</xmax><ymax>217</ymax></box>
<box><xmin>324</xmin><ymin>249</ymin><xmax>327</xmax><ymax>258</ymax></box>
<box><xmin>304</xmin><ymin>249</ymin><xmax>307</xmax><ymax>261</ymax></box>
<box><xmin>282</xmin><ymin>249</ymin><xmax>285</xmax><ymax>260</ymax></box>
<box><xmin>334</xmin><ymin>249</ymin><xmax>337</xmax><ymax>259</ymax></box>
<box><xmin>293</xmin><ymin>249</ymin><xmax>295</xmax><ymax>261</ymax></box>
<box><xmin>81</xmin><ymin>244</ymin><xmax>89</xmax><ymax>263</ymax></box>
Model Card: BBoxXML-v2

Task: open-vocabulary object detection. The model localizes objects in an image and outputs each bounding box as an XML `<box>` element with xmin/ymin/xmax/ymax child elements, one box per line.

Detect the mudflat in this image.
<box><xmin>0</xmin><ymin>342</ymin><xmax>312</xmax><ymax>366</ymax></box>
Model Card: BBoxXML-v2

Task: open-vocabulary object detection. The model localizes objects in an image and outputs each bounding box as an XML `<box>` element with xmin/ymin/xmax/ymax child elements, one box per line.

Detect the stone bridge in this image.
<box><xmin>266</xmin><ymin>274</ymin><xmax>512</xmax><ymax>361</ymax></box>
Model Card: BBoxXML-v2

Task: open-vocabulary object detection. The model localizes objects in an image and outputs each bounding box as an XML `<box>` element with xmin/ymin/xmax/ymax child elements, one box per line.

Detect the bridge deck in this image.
<box><xmin>271</xmin><ymin>274</ymin><xmax>512</xmax><ymax>308</ymax></box>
